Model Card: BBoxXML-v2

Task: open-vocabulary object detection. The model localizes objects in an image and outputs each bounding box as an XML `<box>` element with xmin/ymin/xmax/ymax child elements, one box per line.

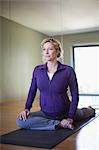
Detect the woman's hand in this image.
<box><xmin>60</xmin><ymin>118</ymin><xmax>74</xmax><ymax>130</ymax></box>
<box><xmin>17</xmin><ymin>109</ymin><xmax>30</xmax><ymax>121</ymax></box>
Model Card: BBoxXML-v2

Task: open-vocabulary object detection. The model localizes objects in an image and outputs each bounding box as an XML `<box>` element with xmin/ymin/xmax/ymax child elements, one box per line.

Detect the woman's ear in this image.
<box><xmin>56</xmin><ymin>48</ymin><xmax>60</xmax><ymax>58</ymax></box>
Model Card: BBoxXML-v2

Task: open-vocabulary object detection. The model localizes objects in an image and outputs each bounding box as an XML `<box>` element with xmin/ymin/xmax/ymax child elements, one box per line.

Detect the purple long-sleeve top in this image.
<box><xmin>25</xmin><ymin>61</ymin><xmax>79</xmax><ymax>119</ymax></box>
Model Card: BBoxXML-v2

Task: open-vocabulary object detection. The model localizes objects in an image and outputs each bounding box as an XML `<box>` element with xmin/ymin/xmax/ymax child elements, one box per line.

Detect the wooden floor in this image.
<box><xmin>0</xmin><ymin>100</ymin><xmax>99</xmax><ymax>150</ymax></box>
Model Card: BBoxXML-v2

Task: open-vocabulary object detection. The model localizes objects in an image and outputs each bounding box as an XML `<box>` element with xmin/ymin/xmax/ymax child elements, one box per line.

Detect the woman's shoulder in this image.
<box><xmin>60</xmin><ymin>62</ymin><xmax>74</xmax><ymax>71</ymax></box>
<box><xmin>60</xmin><ymin>63</ymin><xmax>76</xmax><ymax>76</ymax></box>
<box><xmin>33</xmin><ymin>64</ymin><xmax>46</xmax><ymax>71</ymax></box>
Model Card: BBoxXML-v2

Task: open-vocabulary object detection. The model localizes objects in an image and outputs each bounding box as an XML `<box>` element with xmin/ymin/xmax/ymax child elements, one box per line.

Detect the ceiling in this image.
<box><xmin>1</xmin><ymin>0</ymin><xmax>99</xmax><ymax>36</ymax></box>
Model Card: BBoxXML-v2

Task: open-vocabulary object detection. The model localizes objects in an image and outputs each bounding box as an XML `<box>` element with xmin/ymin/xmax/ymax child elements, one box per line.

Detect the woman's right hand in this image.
<box><xmin>18</xmin><ymin>109</ymin><xmax>30</xmax><ymax>121</ymax></box>
<box><xmin>60</xmin><ymin>118</ymin><xmax>74</xmax><ymax>130</ymax></box>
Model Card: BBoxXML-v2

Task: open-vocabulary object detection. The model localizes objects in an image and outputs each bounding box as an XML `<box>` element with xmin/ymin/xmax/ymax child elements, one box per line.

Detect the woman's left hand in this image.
<box><xmin>60</xmin><ymin>118</ymin><xmax>74</xmax><ymax>130</ymax></box>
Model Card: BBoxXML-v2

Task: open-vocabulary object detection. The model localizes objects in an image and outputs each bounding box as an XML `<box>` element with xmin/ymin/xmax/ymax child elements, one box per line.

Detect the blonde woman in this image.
<box><xmin>17</xmin><ymin>38</ymin><xmax>95</xmax><ymax>130</ymax></box>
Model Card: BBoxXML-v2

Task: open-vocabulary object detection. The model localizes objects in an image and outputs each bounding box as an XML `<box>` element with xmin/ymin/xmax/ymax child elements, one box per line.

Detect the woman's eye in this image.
<box><xmin>48</xmin><ymin>48</ymin><xmax>53</xmax><ymax>51</ymax></box>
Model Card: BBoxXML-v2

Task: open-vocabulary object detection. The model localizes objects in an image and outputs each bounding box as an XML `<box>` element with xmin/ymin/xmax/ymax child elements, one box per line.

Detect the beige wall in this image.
<box><xmin>63</xmin><ymin>32</ymin><xmax>99</xmax><ymax>66</ymax></box>
<box><xmin>0</xmin><ymin>17</ymin><xmax>2</xmax><ymax>99</ymax></box>
<box><xmin>55</xmin><ymin>31</ymin><xmax>99</xmax><ymax>66</ymax></box>
<box><xmin>1</xmin><ymin>17</ymin><xmax>46</xmax><ymax>100</ymax></box>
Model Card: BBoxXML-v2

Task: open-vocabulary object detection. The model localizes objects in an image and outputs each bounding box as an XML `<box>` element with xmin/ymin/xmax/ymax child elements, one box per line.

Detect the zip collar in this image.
<box><xmin>39</xmin><ymin>61</ymin><xmax>66</xmax><ymax>71</ymax></box>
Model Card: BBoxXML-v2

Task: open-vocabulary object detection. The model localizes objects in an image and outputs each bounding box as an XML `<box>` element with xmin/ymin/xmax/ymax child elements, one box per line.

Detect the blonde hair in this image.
<box><xmin>41</xmin><ymin>38</ymin><xmax>64</xmax><ymax>60</ymax></box>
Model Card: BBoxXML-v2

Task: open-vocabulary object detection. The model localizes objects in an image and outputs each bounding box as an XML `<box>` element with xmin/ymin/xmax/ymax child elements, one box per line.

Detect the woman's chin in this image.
<box><xmin>45</xmin><ymin>58</ymin><xmax>51</xmax><ymax>61</ymax></box>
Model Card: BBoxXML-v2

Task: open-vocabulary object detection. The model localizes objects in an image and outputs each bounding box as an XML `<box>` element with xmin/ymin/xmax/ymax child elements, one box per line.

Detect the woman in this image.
<box><xmin>16</xmin><ymin>38</ymin><xmax>95</xmax><ymax>130</ymax></box>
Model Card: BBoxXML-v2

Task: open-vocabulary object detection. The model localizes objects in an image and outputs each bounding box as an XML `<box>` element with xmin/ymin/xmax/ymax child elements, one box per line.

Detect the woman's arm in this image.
<box><xmin>25</xmin><ymin>67</ymin><xmax>38</xmax><ymax>110</ymax></box>
<box><xmin>17</xmin><ymin>67</ymin><xmax>38</xmax><ymax>120</ymax></box>
<box><xmin>67</xmin><ymin>67</ymin><xmax>79</xmax><ymax>119</ymax></box>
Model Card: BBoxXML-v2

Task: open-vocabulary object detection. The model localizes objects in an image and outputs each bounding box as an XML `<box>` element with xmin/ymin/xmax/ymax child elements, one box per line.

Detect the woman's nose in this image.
<box><xmin>45</xmin><ymin>49</ymin><xmax>49</xmax><ymax>54</ymax></box>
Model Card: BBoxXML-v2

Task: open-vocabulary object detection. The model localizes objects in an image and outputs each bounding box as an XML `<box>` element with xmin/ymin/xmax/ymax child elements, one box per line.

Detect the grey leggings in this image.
<box><xmin>16</xmin><ymin>108</ymin><xmax>95</xmax><ymax>130</ymax></box>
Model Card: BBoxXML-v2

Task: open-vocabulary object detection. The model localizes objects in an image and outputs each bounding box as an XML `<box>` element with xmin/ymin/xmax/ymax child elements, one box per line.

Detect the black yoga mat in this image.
<box><xmin>0</xmin><ymin>114</ymin><xmax>98</xmax><ymax>149</ymax></box>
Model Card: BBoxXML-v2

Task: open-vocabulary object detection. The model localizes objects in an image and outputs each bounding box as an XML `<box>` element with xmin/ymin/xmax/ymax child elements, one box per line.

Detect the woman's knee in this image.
<box><xmin>74</xmin><ymin>107</ymin><xmax>95</xmax><ymax>121</ymax></box>
<box><xmin>16</xmin><ymin>117</ymin><xmax>28</xmax><ymax>128</ymax></box>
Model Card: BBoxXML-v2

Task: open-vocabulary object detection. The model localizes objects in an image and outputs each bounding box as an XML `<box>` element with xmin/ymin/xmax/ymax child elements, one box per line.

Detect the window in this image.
<box><xmin>73</xmin><ymin>45</ymin><xmax>99</xmax><ymax>108</ymax></box>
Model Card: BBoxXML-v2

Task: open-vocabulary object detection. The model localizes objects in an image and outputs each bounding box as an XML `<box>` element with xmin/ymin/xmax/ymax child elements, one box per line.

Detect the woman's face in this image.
<box><xmin>42</xmin><ymin>42</ymin><xmax>58</xmax><ymax>62</ymax></box>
